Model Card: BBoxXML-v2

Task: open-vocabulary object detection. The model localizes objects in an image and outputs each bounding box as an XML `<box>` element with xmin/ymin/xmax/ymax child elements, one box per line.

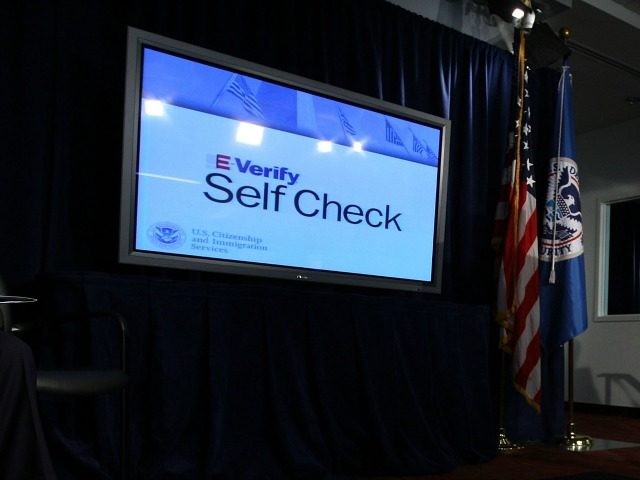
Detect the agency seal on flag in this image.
<box><xmin>147</xmin><ymin>222</ymin><xmax>186</xmax><ymax>249</ymax></box>
<box><xmin>540</xmin><ymin>156</ymin><xmax>583</xmax><ymax>262</ymax></box>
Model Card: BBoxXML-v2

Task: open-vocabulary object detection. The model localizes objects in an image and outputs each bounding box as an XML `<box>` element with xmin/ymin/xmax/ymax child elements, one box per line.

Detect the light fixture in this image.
<box><xmin>235</xmin><ymin>122</ymin><xmax>264</xmax><ymax>146</ymax></box>
<box><xmin>143</xmin><ymin>99</ymin><xmax>166</xmax><ymax>116</ymax></box>
<box><xmin>486</xmin><ymin>0</ymin><xmax>537</xmax><ymax>31</ymax></box>
<box><xmin>511</xmin><ymin>7</ymin><xmax>526</xmax><ymax>19</ymax></box>
<box><xmin>317</xmin><ymin>140</ymin><xmax>333</xmax><ymax>153</ymax></box>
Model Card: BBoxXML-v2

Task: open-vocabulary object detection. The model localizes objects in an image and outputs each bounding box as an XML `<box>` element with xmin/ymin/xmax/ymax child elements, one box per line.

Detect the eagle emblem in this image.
<box><xmin>147</xmin><ymin>222</ymin><xmax>186</xmax><ymax>249</ymax></box>
<box><xmin>540</xmin><ymin>157</ymin><xmax>583</xmax><ymax>261</ymax></box>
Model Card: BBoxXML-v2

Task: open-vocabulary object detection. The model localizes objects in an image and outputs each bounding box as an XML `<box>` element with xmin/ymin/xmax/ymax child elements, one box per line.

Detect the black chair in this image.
<box><xmin>35</xmin><ymin>311</ymin><xmax>128</xmax><ymax>480</ymax></box>
<box><xmin>1</xmin><ymin>287</ymin><xmax>128</xmax><ymax>480</ymax></box>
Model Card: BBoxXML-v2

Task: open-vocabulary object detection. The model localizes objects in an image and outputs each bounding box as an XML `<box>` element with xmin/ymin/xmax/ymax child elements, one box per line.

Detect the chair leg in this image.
<box><xmin>121</xmin><ymin>387</ymin><xmax>127</xmax><ymax>480</ymax></box>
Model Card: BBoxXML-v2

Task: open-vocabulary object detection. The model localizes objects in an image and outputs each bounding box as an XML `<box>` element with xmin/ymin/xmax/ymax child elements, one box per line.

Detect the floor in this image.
<box><xmin>359</xmin><ymin>408</ymin><xmax>640</xmax><ymax>479</ymax></box>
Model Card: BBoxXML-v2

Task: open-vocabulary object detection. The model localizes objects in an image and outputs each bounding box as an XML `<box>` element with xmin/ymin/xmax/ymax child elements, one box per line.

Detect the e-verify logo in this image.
<box><xmin>214</xmin><ymin>153</ymin><xmax>300</xmax><ymax>186</ymax></box>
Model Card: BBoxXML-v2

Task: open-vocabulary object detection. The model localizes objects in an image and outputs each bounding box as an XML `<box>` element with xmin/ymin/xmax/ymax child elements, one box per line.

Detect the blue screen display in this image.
<box><xmin>121</xmin><ymin>30</ymin><xmax>449</xmax><ymax>291</ymax></box>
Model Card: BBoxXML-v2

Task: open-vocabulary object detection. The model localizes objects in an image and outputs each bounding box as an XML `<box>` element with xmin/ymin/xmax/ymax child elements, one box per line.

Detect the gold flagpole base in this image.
<box><xmin>563</xmin><ymin>422</ymin><xmax>593</xmax><ymax>452</ymax></box>
<box><xmin>498</xmin><ymin>427</ymin><xmax>524</xmax><ymax>453</ymax></box>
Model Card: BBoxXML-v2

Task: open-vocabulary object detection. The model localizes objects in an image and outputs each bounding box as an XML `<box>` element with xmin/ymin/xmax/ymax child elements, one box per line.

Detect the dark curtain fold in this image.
<box><xmin>1</xmin><ymin>0</ymin><xmax>559</xmax><ymax>478</ymax></box>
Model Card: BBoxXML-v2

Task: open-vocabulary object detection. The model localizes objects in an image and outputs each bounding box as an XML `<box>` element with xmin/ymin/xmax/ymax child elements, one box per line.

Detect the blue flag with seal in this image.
<box><xmin>539</xmin><ymin>60</ymin><xmax>588</xmax><ymax>348</ymax></box>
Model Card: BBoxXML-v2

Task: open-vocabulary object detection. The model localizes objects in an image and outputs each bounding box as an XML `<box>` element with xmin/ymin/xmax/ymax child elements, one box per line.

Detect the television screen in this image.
<box><xmin>120</xmin><ymin>27</ymin><xmax>451</xmax><ymax>292</ymax></box>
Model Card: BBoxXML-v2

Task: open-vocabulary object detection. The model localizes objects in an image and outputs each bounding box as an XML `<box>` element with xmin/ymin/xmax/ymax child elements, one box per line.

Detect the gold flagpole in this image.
<box><xmin>498</xmin><ymin>349</ymin><xmax>523</xmax><ymax>452</ymax></box>
<box><xmin>497</xmin><ymin>28</ymin><xmax>528</xmax><ymax>453</ymax></box>
<box><xmin>553</xmin><ymin>26</ymin><xmax>592</xmax><ymax>452</ymax></box>
<box><xmin>563</xmin><ymin>339</ymin><xmax>592</xmax><ymax>451</ymax></box>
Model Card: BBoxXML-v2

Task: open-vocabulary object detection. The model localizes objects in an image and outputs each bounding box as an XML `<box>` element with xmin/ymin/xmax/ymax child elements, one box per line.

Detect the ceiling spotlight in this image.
<box><xmin>486</xmin><ymin>1</ymin><xmax>537</xmax><ymax>31</ymax></box>
<box><xmin>512</xmin><ymin>7</ymin><xmax>526</xmax><ymax>19</ymax></box>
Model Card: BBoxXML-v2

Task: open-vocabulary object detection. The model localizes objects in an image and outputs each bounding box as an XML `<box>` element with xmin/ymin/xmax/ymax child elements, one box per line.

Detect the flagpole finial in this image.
<box><xmin>558</xmin><ymin>26</ymin><xmax>571</xmax><ymax>41</ymax></box>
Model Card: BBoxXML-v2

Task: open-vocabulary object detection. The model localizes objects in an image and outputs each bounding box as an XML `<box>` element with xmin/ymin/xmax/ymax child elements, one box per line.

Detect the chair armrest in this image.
<box><xmin>52</xmin><ymin>311</ymin><xmax>127</xmax><ymax>334</ymax></box>
<box><xmin>37</xmin><ymin>369</ymin><xmax>129</xmax><ymax>395</ymax></box>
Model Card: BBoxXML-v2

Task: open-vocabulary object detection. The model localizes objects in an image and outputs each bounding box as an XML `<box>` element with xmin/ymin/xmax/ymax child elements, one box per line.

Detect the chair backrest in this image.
<box><xmin>36</xmin><ymin>311</ymin><xmax>128</xmax><ymax>395</ymax></box>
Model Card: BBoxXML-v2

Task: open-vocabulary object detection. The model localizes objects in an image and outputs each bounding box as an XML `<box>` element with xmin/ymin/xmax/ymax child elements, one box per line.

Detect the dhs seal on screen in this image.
<box><xmin>147</xmin><ymin>222</ymin><xmax>186</xmax><ymax>249</ymax></box>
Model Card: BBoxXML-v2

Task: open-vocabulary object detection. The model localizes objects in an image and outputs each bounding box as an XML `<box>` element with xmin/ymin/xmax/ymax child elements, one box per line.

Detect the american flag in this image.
<box><xmin>227</xmin><ymin>75</ymin><xmax>264</xmax><ymax>119</ymax></box>
<box><xmin>494</xmin><ymin>32</ymin><xmax>541</xmax><ymax>411</ymax></box>
<box><xmin>412</xmin><ymin>133</ymin><xmax>425</xmax><ymax>155</ymax></box>
<box><xmin>412</xmin><ymin>133</ymin><xmax>439</xmax><ymax>164</ymax></box>
<box><xmin>385</xmin><ymin>118</ymin><xmax>404</xmax><ymax>147</ymax></box>
<box><xmin>338</xmin><ymin>107</ymin><xmax>356</xmax><ymax>137</ymax></box>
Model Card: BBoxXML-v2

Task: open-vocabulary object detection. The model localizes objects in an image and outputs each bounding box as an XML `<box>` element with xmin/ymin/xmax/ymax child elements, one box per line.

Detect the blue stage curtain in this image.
<box><xmin>1</xmin><ymin>0</ymin><xmax>558</xmax><ymax>478</ymax></box>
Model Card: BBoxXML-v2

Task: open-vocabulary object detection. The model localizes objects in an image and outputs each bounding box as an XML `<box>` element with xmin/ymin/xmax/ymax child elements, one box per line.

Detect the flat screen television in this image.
<box><xmin>119</xmin><ymin>27</ymin><xmax>451</xmax><ymax>292</ymax></box>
